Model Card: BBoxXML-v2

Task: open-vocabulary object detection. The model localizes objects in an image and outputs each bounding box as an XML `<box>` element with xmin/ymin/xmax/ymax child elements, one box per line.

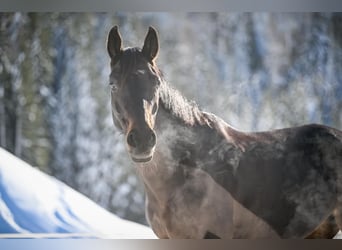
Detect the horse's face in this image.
<box><xmin>107</xmin><ymin>26</ymin><xmax>161</xmax><ymax>163</ymax></box>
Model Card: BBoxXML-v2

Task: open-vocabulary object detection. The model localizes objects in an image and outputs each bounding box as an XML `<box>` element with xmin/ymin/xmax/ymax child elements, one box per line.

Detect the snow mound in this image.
<box><xmin>0</xmin><ymin>148</ymin><xmax>156</xmax><ymax>239</ymax></box>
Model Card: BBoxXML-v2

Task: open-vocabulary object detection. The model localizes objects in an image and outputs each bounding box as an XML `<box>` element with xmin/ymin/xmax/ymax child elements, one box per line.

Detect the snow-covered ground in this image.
<box><xmin>0</xmin><ymin>148</ymin><xmax>157</xmax><ymax>239</ymax></box>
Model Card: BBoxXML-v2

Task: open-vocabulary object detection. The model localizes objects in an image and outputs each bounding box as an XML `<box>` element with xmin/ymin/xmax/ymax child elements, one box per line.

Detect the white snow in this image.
<box><xmin>0</xmin><ymin>147</ymin><xmax>157</xmax><ymax>239</ymax></box>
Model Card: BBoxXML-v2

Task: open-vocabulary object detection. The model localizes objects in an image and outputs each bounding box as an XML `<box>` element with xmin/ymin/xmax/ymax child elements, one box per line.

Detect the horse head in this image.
<box><xmin>107</xmin><ymin>26</ymin><xmax>162</xmax><ymax>163</ymax></box>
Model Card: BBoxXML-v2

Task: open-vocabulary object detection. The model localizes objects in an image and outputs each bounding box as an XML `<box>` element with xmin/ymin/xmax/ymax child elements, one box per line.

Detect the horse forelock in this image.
<box><xmin>117</xmin><ymin>47</ymin><xmax>162</xmax><ymax>81</ymax></box>
<box><xmin>118</xmin><ymin>47</ymin><xmax>140</xmax><ymax>78</ymax></box>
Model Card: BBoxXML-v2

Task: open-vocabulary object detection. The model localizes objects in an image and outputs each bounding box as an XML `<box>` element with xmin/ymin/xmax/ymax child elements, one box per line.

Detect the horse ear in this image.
<box><xmin>142</xmin><ymin>26</ymin><xmax>159</xmax><ymax>62</ymax></box>
<box><xmin>107</xmin><ymin>26</ymin><xmax>123</xmax><ymax>60</ymax></box>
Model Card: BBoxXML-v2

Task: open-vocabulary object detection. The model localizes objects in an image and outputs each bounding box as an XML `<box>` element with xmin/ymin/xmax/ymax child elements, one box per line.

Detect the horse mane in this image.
<box><xmin>158</xmin><ymin>77</ymin><xmax>215</xmax><ymax>127</ymax></box>
<box><xmin>118</xmin><ymin>47</ymin><xmax>140</xmax><ymax>78</ymax></box>
<box><xmin>156</xmin><ymin>72</ymin><xmax>251</xmax><ymax>151</ymax></box>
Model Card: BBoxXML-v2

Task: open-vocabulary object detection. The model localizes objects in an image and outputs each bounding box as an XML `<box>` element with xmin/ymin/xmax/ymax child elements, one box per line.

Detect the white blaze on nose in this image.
<box><xmin>137</xmin><ymin>69</ymin><xmax>146</xmax><ymax>75</ymax></box>
<box><xmin>143</xmin><ymin>99</ymin><xmax>152</xmax><ymax>126</ymax></box>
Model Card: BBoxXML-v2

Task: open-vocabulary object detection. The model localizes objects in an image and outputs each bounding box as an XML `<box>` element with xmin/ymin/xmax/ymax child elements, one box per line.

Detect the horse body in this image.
<box><xmin>140</xmin><ymin>95</ymin><xmax>342</xmax><ymax>238</ymax></box>
<box><xmin>106</xmin><ymin>26</ymin><xmax>342</xmax><ymax>238</ymax></box>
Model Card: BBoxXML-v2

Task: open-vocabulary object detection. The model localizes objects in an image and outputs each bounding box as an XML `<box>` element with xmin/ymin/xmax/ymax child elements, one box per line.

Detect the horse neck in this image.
<box><xmin>137</xmin><ymin>88</ymin><xmax>218</xmax><ymax>194</ymax></box>
<box><xmin>136</xmin><ymin>82</ymin><xmax>246</xmax><ymax>202</ymax></box>
<box><xmin>155</xmin><ymin>81</ymin><xmax>245</xmax><ymax>148</ymax></box>
<box><xmin>153</xmin><ymin>82</ymin><xmax>216</xmax><ymax>162</ymax></box>
<box><xmin>139</xmin><ymin>104</ymin><xmax>199</xmax><ymax>175</ymax></box>
<box><xmin>157</xmin><ymin>81</ymin><xmax>212</xmax><ymax>127</ymax></box>
<box><xmin>135</xmin><ymin>86</ymin><xmax>207</xmax><ymax>198</ymax></box>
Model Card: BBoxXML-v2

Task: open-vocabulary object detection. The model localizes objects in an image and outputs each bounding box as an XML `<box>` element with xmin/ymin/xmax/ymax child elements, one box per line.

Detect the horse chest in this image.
<box><xmin>142</xmin><ymin>122</ymin><xmax>233</xmax><ymax>238</ymax></box>
<box><xmin>143</xmin><ymin>160</ymin><xmax>235</xmax><ymax>238</ymax></box>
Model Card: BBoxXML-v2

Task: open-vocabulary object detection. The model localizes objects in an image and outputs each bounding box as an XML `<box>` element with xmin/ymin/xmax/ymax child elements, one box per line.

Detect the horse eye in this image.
<box><xmin>109</xmin><ymin>79</ymin><xmax>118</xmax><ymax>92</ymax></box>
<box><xmin>136</xmin><ymin>69</ymin><xmax>146</xmax><ymax>75</ymax></box>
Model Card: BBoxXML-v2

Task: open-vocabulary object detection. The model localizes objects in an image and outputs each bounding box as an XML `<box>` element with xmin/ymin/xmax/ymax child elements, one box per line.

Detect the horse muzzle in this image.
<box><xmin>131</xmin><ymin>153</ymin><xmax>154</xmax><ymax>163</ymax></box>
<box><xmin>130</xmin><ymin>147</ymin><xmax>155</xmax><ymax>163</ymax></box>
<box><xmin>126</xmin><ymin>128</ymin><xmax>156</xmax><ymax>163</ymax></box>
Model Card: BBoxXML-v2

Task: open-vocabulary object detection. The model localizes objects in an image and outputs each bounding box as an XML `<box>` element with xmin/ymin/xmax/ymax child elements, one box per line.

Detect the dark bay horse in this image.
<box><xmin>106</xmin><ymin>26</ymin><xmax>342</xmax><ymax>238</ymax></box>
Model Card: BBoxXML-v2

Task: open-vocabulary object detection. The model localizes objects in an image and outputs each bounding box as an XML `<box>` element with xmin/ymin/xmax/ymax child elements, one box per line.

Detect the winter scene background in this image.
<box><xmin>0</xmin><ymin>13</ymin><xmax>341</xmax><ymax>225</ymax></box>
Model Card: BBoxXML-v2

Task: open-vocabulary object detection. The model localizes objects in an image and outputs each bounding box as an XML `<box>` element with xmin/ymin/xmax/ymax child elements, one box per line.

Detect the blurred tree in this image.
<box><xmin>0</xmin><ymin>13</ymin><xmax>22</xmax><ymax>156</ymax></box>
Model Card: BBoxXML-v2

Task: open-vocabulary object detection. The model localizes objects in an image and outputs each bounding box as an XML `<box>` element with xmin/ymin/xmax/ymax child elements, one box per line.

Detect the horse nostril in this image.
<box><xmin>149</xmin><ymin>131</ymin><xmax>156</xmax><ymax>147</ymax></box>
<box><xmin>127</xmin><ymin>130</ymin><xmax>138</xmax><ymax>148</ymax></box>
<box><xmin>127</xmin><ymin>129</ymin><xmax>156</xmax><ymax>149</ymax></box>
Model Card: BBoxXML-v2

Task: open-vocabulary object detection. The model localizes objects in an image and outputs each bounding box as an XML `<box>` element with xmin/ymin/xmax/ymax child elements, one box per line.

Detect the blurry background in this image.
<box><xmin>0</xmin><ymin>13</ymin><xmax>341</xmax><ymax>225</ymax></box>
